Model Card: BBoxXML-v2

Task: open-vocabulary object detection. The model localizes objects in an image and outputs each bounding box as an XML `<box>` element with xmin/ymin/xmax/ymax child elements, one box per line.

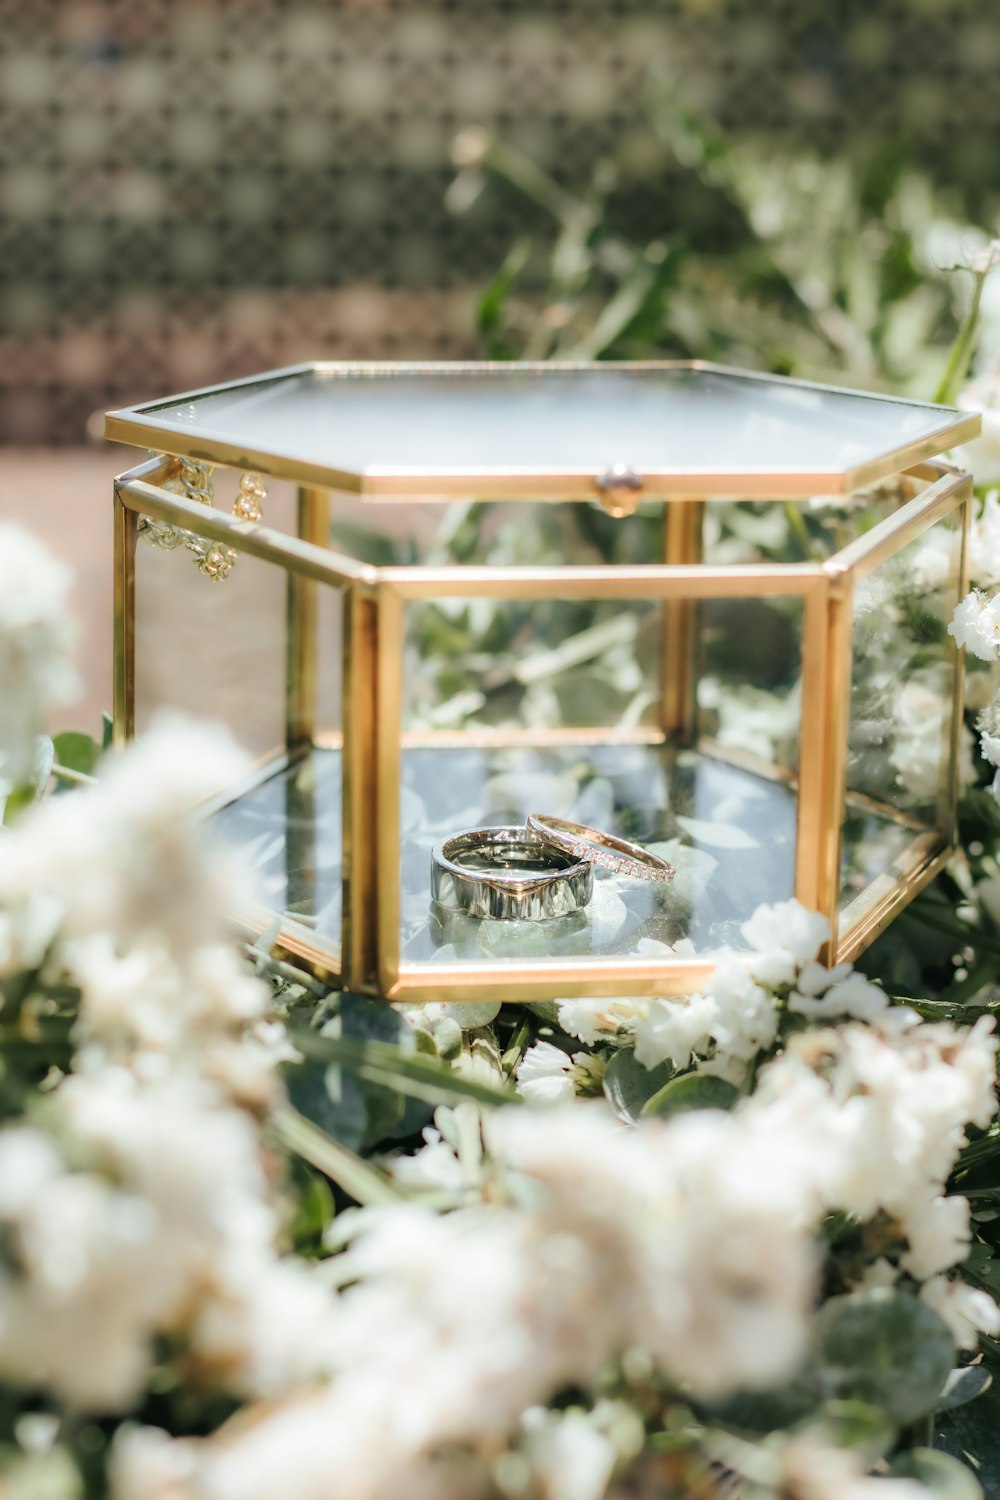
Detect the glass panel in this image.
<box><xmin>702</xmin><ymin>491</ymin><xmax>902</xmax><ymax>566</ymax></box>
<box><xmin>134</xmin><ymin>532</ymin><xmax>343</xmax><ymax>955</ymax></box>
<box><xmin>840</xmin><ymin>512</ymin><xmax>962</xmax><ymax>913</ymax></box>
<box><xmin>398</xmin><ymin>590</ymin><xmax>802</xmax><ymax>969</ymax></box>
<box><xmin>696</xmin><ymin>595</ymin><xmax>804</xmax><ymax>776</ymax></box>
<box><xmin>330</xmin><ymin>495</ymin><xmax>660</xmax><ymax>570</ymax></box>
<box><xmin>132</xmin><ymin>366</ymin><xmax>966</xmax><ymax>481</ymax></box>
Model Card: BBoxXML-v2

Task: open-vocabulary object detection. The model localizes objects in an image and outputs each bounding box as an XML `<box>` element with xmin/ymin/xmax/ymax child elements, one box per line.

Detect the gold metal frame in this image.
<box><xmin>105</xmin><ymin>360</ymin><xmax>979</xmax><ymax>502</ymax></box>
<box><xmin>111</xmin><ymin>430</ymin><xmax>973</xmax><ymax>1002</ymax></box>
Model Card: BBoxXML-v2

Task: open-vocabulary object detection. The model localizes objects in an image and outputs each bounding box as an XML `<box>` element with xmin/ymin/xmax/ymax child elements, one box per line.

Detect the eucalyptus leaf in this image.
<box><xmin>813</xmin><ymin>1289</ymin><xmax>955</xmax><ymax>1425</ymax></box>
<box><xmin>603</xmin><ymin>1048</ymin><xmax>674</xmax><ymax>1124</ymax></box>
<box><xmin>52</xmin><ymin>729</ymin><xmax>100</xmax><ymax>776</ymax></box>
<box><xmin>890</xmin><ymin>1448</ymin><xmax>983</xmax><ymax>1500</ymax></box>
<box><xmin>284</xmin><ymin>1058</ymin><xmax>368</xmax><ymax>1153</ymax></box>
<box><xmin>642</xmin><ymin>1072</ymin><xmax>739</xmax><ymax>1119</ymax></box>
<box><xmin>937</xmin><ymin>1367</ymin><xmax>993</xmax><ymax>1414</ymax></box>
<box><xmin>797</xmin><ymin>1399</ymin><xmax>898</xmax><ymax>1463</ymax></box>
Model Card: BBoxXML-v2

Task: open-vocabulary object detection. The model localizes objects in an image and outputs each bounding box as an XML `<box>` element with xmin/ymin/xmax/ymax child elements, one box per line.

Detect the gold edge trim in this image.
<box><xmin>836</xmin><ymin>836</ymin><xmax>951</xmax><ymax>965</ymax></box>
<box><xmin>379</xmin><ymin>564</ymin><xmax>828</xmax><ymax>601</ymax></box>
<box><xmin>105</xmin><ymin>358</ymin><xmax>977</xmax><ymax>499</ymax></box>
<box><xmin>387</xmin><ymin>958</ymin><xmax>718</xmax><ymax>1003</ymax></box>
<box><xmin>116</xmin><ymin>470</ymin><xmax>375</xmax><ymax>588</ymax></box>
<box><xmin>825</xmin><ymin>468</ymin><xmax>971</xmax><ymax>580</ymax></box>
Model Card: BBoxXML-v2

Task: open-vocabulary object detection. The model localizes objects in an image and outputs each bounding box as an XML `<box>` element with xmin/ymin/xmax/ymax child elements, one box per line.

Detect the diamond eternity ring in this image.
<box><xmin>525</xmin><ymin>813</ymin><xmax>676</xmax><ymax>884</ymax></box>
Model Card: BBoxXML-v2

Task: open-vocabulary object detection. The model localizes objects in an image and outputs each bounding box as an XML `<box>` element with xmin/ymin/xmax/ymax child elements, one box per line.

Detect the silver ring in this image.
<box><xmin>525</xmin><ymin>813</ymin><xmax>676</xmax><ymax>884</ymax></box>
<box><xmin>431</xmin><ymin>826</ymin><xmax>594</xmax><ymax>921</ymax></box>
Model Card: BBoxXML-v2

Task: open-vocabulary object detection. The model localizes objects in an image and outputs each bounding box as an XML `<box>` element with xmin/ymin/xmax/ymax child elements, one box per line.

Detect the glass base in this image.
<box><xmin>209</xmin><ymin>741</ymin><xmax>936</xmax><ymax>970</ymax></box>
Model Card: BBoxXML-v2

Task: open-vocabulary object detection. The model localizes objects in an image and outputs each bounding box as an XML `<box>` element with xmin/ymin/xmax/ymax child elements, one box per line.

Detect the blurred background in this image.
<box><xmin>4</xmin><ymin>0</ymin><xmax>1000</xmax><ymax>718</ymax></box>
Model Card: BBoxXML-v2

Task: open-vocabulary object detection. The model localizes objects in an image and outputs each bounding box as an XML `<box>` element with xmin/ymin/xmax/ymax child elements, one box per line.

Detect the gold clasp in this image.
<box><xmin>594</xmin><ymin>464</ymin><xmax>644</xmax><ymax>518</ymax></box>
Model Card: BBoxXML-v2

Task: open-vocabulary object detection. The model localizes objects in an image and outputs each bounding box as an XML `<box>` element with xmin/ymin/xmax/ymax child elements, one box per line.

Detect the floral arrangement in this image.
<box><xmin>1</xmin><ymin>472</ymin><xmax>1000</xmax><ymax>1500</ymax></box>
<box><xmin>8</xmin><ymin>95</ymin><xmax>1000</xmax><ymax>1500</ymax></box>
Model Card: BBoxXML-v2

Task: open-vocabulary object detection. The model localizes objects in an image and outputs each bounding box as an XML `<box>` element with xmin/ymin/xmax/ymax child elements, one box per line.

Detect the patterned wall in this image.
<box><xmin>1</xmin><ymin>0</ymin><xmax>996</xmax><ymax>443</ymax></box>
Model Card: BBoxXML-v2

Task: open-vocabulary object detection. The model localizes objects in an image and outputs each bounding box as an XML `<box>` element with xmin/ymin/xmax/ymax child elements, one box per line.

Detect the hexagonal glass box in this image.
<box><xmin>105</xmin><ymin>362</ymin><xmax>978</xmax><ymax>1002</ymax></box>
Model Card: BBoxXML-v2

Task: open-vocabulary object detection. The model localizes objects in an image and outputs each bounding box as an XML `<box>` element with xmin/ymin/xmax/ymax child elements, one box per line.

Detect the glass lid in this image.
<box><xmin>105</xmin><ymin>361</ymin><xmax>979</xmax><ymax>499</ymax></box>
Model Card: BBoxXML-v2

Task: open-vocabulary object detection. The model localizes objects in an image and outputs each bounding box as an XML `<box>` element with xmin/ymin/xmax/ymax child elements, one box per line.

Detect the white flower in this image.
<box><xmin>516</xmin><ymin>1041</ymin><xmax>583</xmax><ymax>1105</ymax></box>
<box><xmin>741</xmin><ymin>899</ymin><xmax>829</xmax><ymax>986</ymax></box>
<box><xmin>949</xmin><ymin>589</ymin><xmax>1000</xmax><ymax>661</ymax></box>
<box><xmin>749</xmin><ymin>1017</ymin><xmax>997</xmax><ymax>1281</ymax></box>
<box><xmin>956</xmin><ymin>371</ymin><xmax>1000</xmax><ymax>485</ymax></box>
<box><xmin>982</xmin><ymin>728</ymin><xmax>1000</xmax><ymax>767</ymax></box>
<box><xmin>920</xmin><ymin>1275</ymin><xmax>1000</xmax><ymax>1350</ymax></box>
<box><xmin>555</xmin><ymin>996</ymin><xmax>652</xmax><ymax>1046</ymax></box>
<box><xmin>0</xmin><ymin>1070</ymin><xmax>338</xmax><ymax>1414</ymax></box>
<box><xmin>970</xmin><ymin>490</ymin><xmax>1000</xmax><ymax>588</ymax></box>
<box><xmin>0</xmin><ymin>525</ymin><xmax>78</xmax><ymax>786</ymax></box>
<box><xmin>788</xmin><ymin>966</ymin><xmax>892</xmax><ymax>1026</ymax></box>
<box><xmin>633</xmin><ymin>992</ymin><xmax>715</xmax><ymax>1071</ymax></box>
<box><xmin>519</xmin><ymin>1407</ymin><xmax>617</xmax><ymax>1500</ymax></box>
<box><xmin>900</xmin><ymin>1193</ymin><xmax>971</xmax><ymax>1279</ymax></box>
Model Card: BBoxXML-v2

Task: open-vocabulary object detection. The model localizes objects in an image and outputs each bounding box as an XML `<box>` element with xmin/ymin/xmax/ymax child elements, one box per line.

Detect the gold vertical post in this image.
<box><xmin>285</xmin><ymin>486</ymin><xmax>328</xmax><ymax>752</ymax></box>
<box><xmin>112</xmin><ymin>487</ymin><xmax>137</xmax><ymax>746</ymax></box>
<box><xmin>795</xmin><ymin>570</ymin><xmax>853</xmax><ymax>962</ymax></box>
<box><xmin>660</xmin><ymin>499</ymin><xmax>704</xmax><ymax>740</ymax></box>
<box><xmin>283</xmin><ymin>486</ymin><xmax>329</xmax><ymax>958</ymax></box>
<box><xmin>374</xmin><ymin>586</ymin><xmax>405</xmax><ymax>998</ymax></box>
<box><xmin>945</xmin><ymin>479</ymin><xmax>973</xmax><ymax>848</ymax></box>
<box><xmin>342</xmin><ymin>587</ymin><xmax>380</xmax><ymax>989</ymax></box>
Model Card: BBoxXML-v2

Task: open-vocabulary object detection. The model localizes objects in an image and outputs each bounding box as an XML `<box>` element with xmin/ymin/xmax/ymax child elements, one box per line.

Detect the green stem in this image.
<box><xmin>248</xmin><ymin>946</ymin><xmax>328</xmax><ymax>998</ymax></box>
<box><xmin>272</xmin><ymin>1107</ymin><xmax>402</xmax><ymax>1206</ymax></box>
<box><xmin>50</xmin><ymin>763</ymin><xmax>97</xmax><ymax>786</ymax></box>
<box><xmin>500</xmin><ymin>1012</ymin><xmax>536</xmax><ymax>1076</ymax></box>
<box><xmin>935</xmin><ymin>266</ymin><xmax>987</xmax><ymax>406</ymax></box>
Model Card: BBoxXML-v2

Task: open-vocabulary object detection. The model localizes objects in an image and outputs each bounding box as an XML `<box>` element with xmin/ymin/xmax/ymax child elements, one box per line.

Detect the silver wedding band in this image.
<box><xmin>526</xmin><ymin>813</ymin><xmax>675</xmax><ymax>884</ymax></box>
<box><xmin>431</xmin><ymin>826</ymin><xmax>594</xmax><ymax>921</ymax></box>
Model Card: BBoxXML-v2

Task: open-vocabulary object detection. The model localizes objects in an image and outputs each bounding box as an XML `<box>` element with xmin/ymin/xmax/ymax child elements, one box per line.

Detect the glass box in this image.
<box><xmin>105</xmin><ymin>362</ymin><xmax>978</xmax><ymax>1001</ymax></box>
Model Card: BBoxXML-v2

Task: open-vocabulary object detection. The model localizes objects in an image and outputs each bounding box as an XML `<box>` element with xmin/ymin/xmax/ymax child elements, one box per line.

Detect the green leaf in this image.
<box><xmin>285</xmin><ymin>1058</ymin><xmax>368</xmax><ymax>1152</ymax></box>
<box><xmin>289</xmin><ymin>1028</ymin><xmax>519</xmax><ymax>1111</ymax></box>
<box><xmin>289</xmin><ymin>1168</ymin><xmax>335</xmax><ymax>1253</ymax></box>
<box><xmin>799</xmin><ymin>1399</ymin><xmax>898</xmax><ymax>1462</ymax></box>
<box><xmin>891</xmin><ymin>1448</ymin><xmax>983</xmax><ymax>1500</ymax></box>
<box><xmin>936</xmin><ymin>1356</ymin><xmax>1000</xmax><ymax>1496</ymax></box>
<box><xmin>102</xmin><ymin>711</ymin><xmax>114</xmax><ymax>749</ymax></box>
<box><xmin>51</xmin><ymin>730</ymin><xmax>100</xmax><ymax>776</ymax></box>
<box><xmin>937</xmin><ymin>1367</ymin><xmax>993</xmax><ymax>1414</ymax></box>
<box><xmin>603</xmin><ymin>1048</ymin><xmax>674</xmax><ymax>1125</ymax></box>
<box><xmin>813</xmin><ymin>1289</ymin><xmax>956</xmax><ymax>1425</ymax></box>
<box><xmin>642</xmin><ymin>1072</ymin><xmax>739</xmax><ymax>1119</ymax></box>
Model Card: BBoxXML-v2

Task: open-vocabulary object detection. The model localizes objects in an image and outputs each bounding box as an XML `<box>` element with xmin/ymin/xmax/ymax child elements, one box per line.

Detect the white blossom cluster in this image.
<box><xmin>0</xmin><ymin>524</ymin><xmax>79</xmax><ymax>787</ymax></box>
<box><xmin>111</xmin><ymin>1100</ymin><xmax>825</xmax><ymax>1500</ymax></box>
<box><xmin>0</xmin><ymin>531</ymin><xmax>990</xmax><ymax>1500</ymax></box>
<box><xmin>537</xmin><ymin>902</ymin><xmax>1000</xmax><ymax>1344</ymax></box>
<box><xmin>0</xmin><ymin>707</ymin><xmax>337</xmax><ymax>1413</ymax></box>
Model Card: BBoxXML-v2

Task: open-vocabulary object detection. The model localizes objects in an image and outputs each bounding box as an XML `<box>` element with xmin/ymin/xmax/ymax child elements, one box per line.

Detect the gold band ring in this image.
<box><xmin>526</xmin><ymin>813</ymin><xmax>675</xmax><ymax>885</ymax></box>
